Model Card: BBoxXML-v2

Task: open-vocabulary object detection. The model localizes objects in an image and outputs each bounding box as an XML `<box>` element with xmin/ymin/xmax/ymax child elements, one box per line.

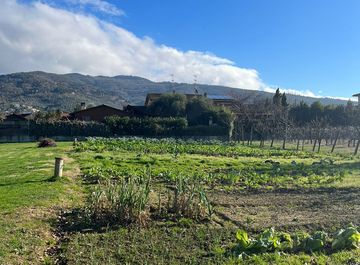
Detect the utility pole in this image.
<box><xmin>194</xmin><ymin>75</ymin><xmax>198</xmax><ymax>94</ymax></box>
<box><xmin>170</xmin><ymin>74</ymin><xmax>175</xmax><ymax>93</ymax></box>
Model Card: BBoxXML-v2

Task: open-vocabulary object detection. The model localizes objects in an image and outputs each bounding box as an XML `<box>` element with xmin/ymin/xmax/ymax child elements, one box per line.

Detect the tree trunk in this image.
<box><xmin>331</xmin><ymin>131</ymin><xmax>339</xmax><ymax>153</ymax></box>
<box><xmin>296</xmin><ymin>139</ymin><xmax>300</xmax><ymax>150</ymax></box>
<box><xmin>282</xmin><ymin>126</ymin><xmax>287</xmax><ymax>149</ymax></box>
<box><xmin>312</xmin><ymin>138</ymin><xmax>317</xmax><ymax>152</ymax></box>
<box><xmin>250</xmin><ymin>126</ymin><xmax>253</xmax><ymax>145</ymax></box>
<box><xmin>270</xmin><ymin>138</ymin><xmax>274</xmax><ymax>148</ymax></box>
<box><xmin>241</xmin><ymin>125</ymin><xmax>245</xmax><ymax>145</ymax></box>
<box><xmin>354</xmin><ymin>139</ymin><xmax>360</xmax><ymax>155</ymax></box>
<box><xmin>317</xmin><ymin>138</ymin><xmax>322</xmax><ymax>152</ymax></box>
<box><xmin>302</xmin><ymin>139</ymin><xmax>305</xmax><ymax>151</ymax></box>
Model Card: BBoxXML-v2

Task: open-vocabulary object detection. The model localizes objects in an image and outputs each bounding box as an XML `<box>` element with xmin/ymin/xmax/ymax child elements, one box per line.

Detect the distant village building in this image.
<box><xmin>0</xmin><ymin>113</ymin><xmax>32</xmax><ymax>142</ymax></box>
<box><xmin>353</xmin><ymin>93</ymin><xmax>360</xmax><ymax>106</ymax></box>
<box><xmin>207</xmin><ymin>95</ymin><xmax>239</xmax><ymax>110</ymax></box>
<box><xmin>70</xmin><ymin>104</ymin><xmax>126</xmax><ymax>122</ymax></box>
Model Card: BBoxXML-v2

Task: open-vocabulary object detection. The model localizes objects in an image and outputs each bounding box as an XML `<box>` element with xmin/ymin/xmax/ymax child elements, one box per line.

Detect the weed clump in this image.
<box><xmin>86</xmin><ymin>175</ymin><xmax>151</xmax><ymax>227</ymax></box>
<box><xmin>170</xmin><ymin>176</ymin><xmax>213</xmax><ymax>219</ymax></box>
<box><xmin>38</xmin><ymin>138</ymin><xmax>57</xmax><ymax>148</ymax></box>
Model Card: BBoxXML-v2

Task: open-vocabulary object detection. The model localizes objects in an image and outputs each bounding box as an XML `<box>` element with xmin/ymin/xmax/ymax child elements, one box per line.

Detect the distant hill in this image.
<box><xmin>0</xmin><ymin>71</ymin><xmax>350</xmax><ymax>112</ymax></box>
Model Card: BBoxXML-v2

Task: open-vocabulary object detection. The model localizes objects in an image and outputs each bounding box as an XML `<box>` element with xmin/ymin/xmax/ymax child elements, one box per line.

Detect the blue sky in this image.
<box><xmin>4</xmin><ymin>0</ymin><xmax>360</xmax><ymax>99</ymax></box>
<box><xmin>117</xmin><ymin>0</ymin><xmax>360</xmax><ymax>98</ymax></box>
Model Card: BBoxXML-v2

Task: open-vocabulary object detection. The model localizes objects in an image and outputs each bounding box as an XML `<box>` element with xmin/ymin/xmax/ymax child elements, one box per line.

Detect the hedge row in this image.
<box><xmin>105</xmin><ymin>116</ymin><xmax>188</xmax><ymax>136</ymax></box>
<box><xmin>30</xmin><ymin>121</ymin><xmax>111</xmax><ymax>137</ymax></box>
<box><xmin>29</xmin><ymin>117</ymin><xmax>228</xmax><ymax>137</ymax></box>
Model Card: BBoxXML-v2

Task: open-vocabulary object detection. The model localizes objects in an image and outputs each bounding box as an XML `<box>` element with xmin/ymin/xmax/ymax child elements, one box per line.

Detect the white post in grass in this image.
<box><xmin>54</xmin><ymin>157</ymin><xmax>64</xmax><ymax>178</ymax></box>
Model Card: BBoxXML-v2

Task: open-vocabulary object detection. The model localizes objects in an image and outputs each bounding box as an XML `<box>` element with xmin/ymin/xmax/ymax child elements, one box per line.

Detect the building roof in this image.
<box><xmin>70</xmin><ymin>104</ymin><xmax>122</xmax><ymax>115</ymax></box>
<box><xmin>353</xmin><ymin>93</ymin><xmax>360</xmax><ymax>97</ymax></box>
<box><xmin>207</xmin><ymin>95</ymin><xmax>234</xmax><ymax>100</ymax></box>
<box><xmin>3</xmin><ymin>113</ymin><xmax>30</xmax><ymax>121</ymax></box>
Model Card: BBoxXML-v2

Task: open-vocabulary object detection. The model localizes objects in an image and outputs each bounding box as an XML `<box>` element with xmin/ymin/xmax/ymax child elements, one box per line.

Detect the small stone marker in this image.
<box><xmin>54</xmin><ymin>157</ymin><xmax>64</xmax><ymax>177</ymax></box>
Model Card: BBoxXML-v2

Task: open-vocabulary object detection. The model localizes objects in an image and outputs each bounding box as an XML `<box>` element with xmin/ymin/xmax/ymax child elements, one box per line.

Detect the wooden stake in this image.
<box><xmin>54</xmin><ymin>157</ymin><xmax>64</xmax><ymax>178</ymax></box>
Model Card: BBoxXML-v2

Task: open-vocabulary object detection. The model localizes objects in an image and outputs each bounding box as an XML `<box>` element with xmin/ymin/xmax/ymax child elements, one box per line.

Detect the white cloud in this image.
<box><xmin>262</xmin><ymin>86</ymin><xmax>318</xmax><ymax>97</ymax></box>
<box><xmin>0</xmin><ymin>0</ymin><xmax>266</xmax><ymax>91</ymax></box>
<box><xmin>0</xmin><ymin>0</ymin><xmax>332</xmax><ymax>100</ymax></box>
<box><xmin>264</xmin><ymin>86</ymin><xmax>352</xmax><ymax>101</ymax></box>
<box><xmin>65</xmin><ymin>0</ymin><xmax>125</xmax><ymax>16</ymax></box>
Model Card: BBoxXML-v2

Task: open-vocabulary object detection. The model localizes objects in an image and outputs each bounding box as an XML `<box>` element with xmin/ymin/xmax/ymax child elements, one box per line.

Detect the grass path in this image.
<box><xmin>0</xmin><ymin>142</ymin><xmax>84</xmax><ymax>264</ymax></box>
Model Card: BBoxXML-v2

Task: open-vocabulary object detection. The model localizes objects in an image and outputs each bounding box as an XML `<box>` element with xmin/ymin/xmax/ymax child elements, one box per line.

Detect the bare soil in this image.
<box><xmin>211</xmin><ymin>187</ymin><xmax>360</xmax><ymax>232</ymax></box>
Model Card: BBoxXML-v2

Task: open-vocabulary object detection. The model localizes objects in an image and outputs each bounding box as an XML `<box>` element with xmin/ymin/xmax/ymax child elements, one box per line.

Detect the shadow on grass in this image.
<box><xmin>53</xmin><ymin>208</ymin><xmax>130</xmax><ymax>236</ymax></box>
<box><xmin>0</xmin><ymin>175</ymin><xmax>60</xmax><ymax>187</ymax></box>
<box><xmin>337</xmin><ymin>161</ymin><xmax>360</xmax><ymax>171</ymax></box>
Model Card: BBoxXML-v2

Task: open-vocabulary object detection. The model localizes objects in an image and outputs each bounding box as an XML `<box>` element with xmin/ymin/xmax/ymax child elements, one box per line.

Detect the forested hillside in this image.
<box><xmin>0</xmin><ymin>71</ymin><xmax>349</xmax><ymax>112</ymax></box>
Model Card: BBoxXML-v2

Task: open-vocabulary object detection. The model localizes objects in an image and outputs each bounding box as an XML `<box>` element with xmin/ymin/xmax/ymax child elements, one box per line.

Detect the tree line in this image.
<box><xmin>233</xmin><ymin>88</ymin><xmax>360</xmax><ymax>154</ymax></box>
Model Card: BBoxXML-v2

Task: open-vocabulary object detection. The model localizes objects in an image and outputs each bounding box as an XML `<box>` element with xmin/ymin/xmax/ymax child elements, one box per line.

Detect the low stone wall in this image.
<box><xmin>0</xmin><ymin>135</ymin><xmax>85</xmax><ymax>143</ymax></box>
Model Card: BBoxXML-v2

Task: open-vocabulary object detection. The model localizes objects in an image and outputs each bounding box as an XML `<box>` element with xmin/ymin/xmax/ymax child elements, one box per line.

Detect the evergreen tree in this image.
<box><xmin>346</xmin><ymin>99</ymin><xmax>354</xmax><ymax>112</ymax></box>
<box><xmin>273</xmin><ymin>88</ymin><xmax>281</xmax><ymax>106</ymax></box>
<box><xmin>281</xmin><ymin>92</ymin><xmax>288</xmax><ymax>107</ymax></box>
<box><xmin>310</xmin><ymin>101</ymin><xmax>324</xmax><ymax>120</ymax></box>
<box><xmin>147</xmin><ymin>93</ymin><xmax>187</xmax><ymax>117</ymax></box>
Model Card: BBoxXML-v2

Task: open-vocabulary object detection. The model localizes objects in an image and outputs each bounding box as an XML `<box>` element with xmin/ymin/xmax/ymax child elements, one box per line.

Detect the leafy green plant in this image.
<box><xmin>231</xmin><ymin>227</ymin><xmax>343</xmax><ymax>259</ymax></box>
<box><xmin>233</xmin><ymin>227</ymin><xmax>292</xmax><ymax>256</ymax></box>
<box><xmin>332</xmin><ymin>224</ymin><xmax>360</xmax><ymax>251</ymax></box>
<box><xmin>76</xmin><ymin>137</ymin><xmax>314</xmax><ymax>158</ymax></box>
<box><xmin>297</xmin><ymin>231</ymin><xmax>327</xmax><ymax>252</ymax></box>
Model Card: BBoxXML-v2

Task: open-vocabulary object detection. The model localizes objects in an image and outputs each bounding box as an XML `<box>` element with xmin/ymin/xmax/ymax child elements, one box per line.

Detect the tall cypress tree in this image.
<box><xmin>273</xmin><ymin>88</ymin><xmax>281</xmax><ymax>106</ymax></box>
<box><xmin>281</xmin><ymin>92</ymin><xmax>288</xmax><ymax>107</ymax></box>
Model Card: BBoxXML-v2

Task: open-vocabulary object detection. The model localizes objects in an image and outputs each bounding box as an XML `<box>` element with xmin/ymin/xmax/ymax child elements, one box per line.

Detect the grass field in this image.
<box><xmin>0</xmin><ymin>142</ymin><xmax>83</xmax><ymax>264</ymax></box>
<box><xmin>0</xmin><ymin>139</ymin><xmax>359</xmax><ymax>264</ymax></box>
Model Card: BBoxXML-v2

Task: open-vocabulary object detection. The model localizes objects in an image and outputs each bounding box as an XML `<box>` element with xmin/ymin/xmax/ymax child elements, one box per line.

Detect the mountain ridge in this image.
<box><xmin>0</xmin><ymin>71</ymin><xmax>350</xmax><ymax>113</ymax></box>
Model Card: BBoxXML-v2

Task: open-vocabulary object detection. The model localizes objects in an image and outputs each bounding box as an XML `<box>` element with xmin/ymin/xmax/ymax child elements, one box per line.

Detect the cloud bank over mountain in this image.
<box><xmin>0</xmin><ymin>0</ymin><xmax>266</xmax><ymax>91</ymax></box>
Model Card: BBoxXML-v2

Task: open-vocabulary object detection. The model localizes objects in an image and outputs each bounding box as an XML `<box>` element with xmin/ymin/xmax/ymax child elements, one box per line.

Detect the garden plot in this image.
<box><xmin>57</xmin><ymin>138</ymin><xmax>360</xmax><ymax>264</ymax></box>
<box><xmin>1</xmin><ymin>139</ymin><xmax>359</xmax><ymax>264</ymax></box>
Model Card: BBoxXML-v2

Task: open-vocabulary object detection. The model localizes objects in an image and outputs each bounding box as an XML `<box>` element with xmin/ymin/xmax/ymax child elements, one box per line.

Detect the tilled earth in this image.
<box><xmin>211</xmin><ymin>187</ymin><xmax>360</xmax><ymax>232</ymax></box>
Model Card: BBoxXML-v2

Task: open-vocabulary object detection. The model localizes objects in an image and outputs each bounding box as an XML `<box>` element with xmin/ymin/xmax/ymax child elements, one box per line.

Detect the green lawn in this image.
<box><xmin>0</xmin><ymin>142</ymin><xmax>83</xmax><ymax>264</ymax></box>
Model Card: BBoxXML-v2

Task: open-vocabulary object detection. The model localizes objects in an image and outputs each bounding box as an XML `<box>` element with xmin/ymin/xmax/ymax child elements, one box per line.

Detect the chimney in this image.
<box><xmin>80</xmin><ymin>102</ymin><xmax>86</xmax><ymax>110</ymax></box>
